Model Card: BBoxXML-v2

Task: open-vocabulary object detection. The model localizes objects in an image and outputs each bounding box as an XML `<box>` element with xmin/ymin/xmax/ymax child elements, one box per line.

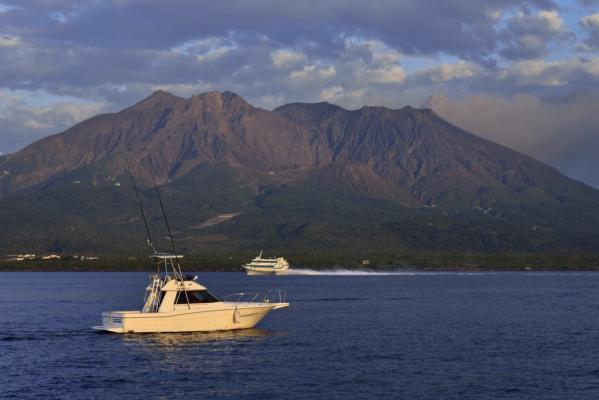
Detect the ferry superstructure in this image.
<box><xmin>243</xmin><ymin>251</ymin><xmax>290</xmax><ymax>275</ymax></box>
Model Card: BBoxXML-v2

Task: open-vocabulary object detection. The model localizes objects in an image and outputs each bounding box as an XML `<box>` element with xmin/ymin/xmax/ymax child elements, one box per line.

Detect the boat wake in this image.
<box><xmin>280</xmin><ymin>269</ymin><xmax>498</xmax><ymax>276</ymax></box>
<box><xmin>281</xmin><ymin>268</ymin><xmax>423</xmax><ymax>276</ymax></box>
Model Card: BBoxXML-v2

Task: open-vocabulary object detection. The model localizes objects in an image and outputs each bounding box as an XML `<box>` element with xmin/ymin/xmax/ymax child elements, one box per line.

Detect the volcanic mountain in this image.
<box><xmin>1</xmin><ymin>91</ymin><xmax>598</xmax><ymax>265</ymax></box>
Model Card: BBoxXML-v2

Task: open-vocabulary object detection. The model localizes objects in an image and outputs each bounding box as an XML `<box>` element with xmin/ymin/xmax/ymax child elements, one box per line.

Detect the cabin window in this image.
<box><xmin>175</xmin><ymin>290</ymin><xmax>219</xmax><ymax>304</ymax></box>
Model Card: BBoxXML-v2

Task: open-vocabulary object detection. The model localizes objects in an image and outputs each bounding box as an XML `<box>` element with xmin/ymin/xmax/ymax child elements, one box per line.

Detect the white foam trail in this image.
<box><xmin>281</xmin><ymin>268</ymin><xmax>424</xmax><ymax>276</ymax></box>
<box><xmin>280</xmin><ymin>269</ymin><xmax>502</xmax><ymax>276</ymax></box>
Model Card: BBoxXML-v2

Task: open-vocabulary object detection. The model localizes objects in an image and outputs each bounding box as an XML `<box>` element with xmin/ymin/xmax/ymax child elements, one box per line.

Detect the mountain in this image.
<box><xmin>1</xmin><ymin>91</ymin><xmax>598</xmax><ymax>266</ymax></box>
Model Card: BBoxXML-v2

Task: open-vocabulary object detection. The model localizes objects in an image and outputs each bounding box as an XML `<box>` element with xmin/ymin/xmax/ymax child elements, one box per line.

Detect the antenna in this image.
<box><xmin>125</xmin><ymin>159</ymin><xmax>156</xmax><ymax>254</ymax></box>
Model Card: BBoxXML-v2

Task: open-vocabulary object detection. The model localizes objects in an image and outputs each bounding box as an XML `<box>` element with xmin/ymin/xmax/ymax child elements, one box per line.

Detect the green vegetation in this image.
<box><xmin>2</xmin><ymin>163</ymin><xmax>598</xmax><ymax>271</ymax></box>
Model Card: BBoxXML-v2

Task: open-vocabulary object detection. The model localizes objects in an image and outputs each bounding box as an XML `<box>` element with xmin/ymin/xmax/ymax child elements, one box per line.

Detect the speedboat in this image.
<box><xmin>243</xmin><ymin>250</ymin><xmax>290</xmax><ymax>275</ymax></box>
<box><xmin>93</xmin><ymin>253</ymin><xmax>288</xmax><ymax>334</ymax></box>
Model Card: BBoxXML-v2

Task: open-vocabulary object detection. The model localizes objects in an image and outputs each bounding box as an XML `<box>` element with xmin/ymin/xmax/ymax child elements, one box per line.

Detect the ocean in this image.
<box><xmin>2</xmin><ymin>271</ymin><xmax>599</xmax><ymax>399</ymax></box>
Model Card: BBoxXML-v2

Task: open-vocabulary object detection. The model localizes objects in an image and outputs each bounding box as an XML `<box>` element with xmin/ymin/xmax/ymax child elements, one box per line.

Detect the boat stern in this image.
<box><xmin>91</xmin><ymin>311</ymin><xmax>130</xmax><ymax>333</ymax></box>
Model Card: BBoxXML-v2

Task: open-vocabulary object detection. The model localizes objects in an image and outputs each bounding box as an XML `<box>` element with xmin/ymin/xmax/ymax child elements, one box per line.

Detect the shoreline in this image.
<box><xmin>2</xmin><ymin>266</ymin><xmax>599</xmax><ymax>272</ymax></box>
<box><xmin>2</xmin><ymin>252</ymin><xmax>598</xmax><ymax>272</ymax></box>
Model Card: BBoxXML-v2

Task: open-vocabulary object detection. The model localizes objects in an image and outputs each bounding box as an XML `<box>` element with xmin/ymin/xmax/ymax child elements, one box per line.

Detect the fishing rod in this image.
<box><xmin>149</xmin><ymin>166</ymin><xmax>191</xmax><ymax>308</ymax></box>
<box><xmin>125</xmin><ymin>159</ymin><xmax>156</xmax><ymax>254</ymax></box>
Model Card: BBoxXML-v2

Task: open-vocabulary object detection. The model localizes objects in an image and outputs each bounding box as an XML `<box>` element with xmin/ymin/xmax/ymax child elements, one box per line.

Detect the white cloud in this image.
<box><xmin>580</xmin><ymin>12</ymin><xmax>599</xmax><ymax>50</ymax></box>
<box><xmin>171</xmin><ymin>36</ymin><xmax>236</xmax><ymax>64</ymax></box>
<box><xmin>426</xmin><ymin>92</ymin><xmax>599</xmax><ymax>187</ymax></box>
<box><xmin>429</xmin><ymin>61</ymin><xmax>481</xmax><ymax>82</ymax></box>
<box><xmin>369</xmin><ymin>65</ymin><xmax>406</xmax><ymax>84</ymax></box>
<box><xmin>500</xmin><ymin>60</ymin><xmax>566</xmax><ymax>85</ymax></box>
<box><xmin>147</xmin><ymin>81</ymin><xmax>216</xmax><ymax>96</ymax></box>
<box><xmin>539</xmin><ymin>10</ymin><xmax>565</xmax><ymax>32</ymax></box>
<box><xmin>499</xmin><ymin>9</ymin><xmax>569</xmax><ymax>60</ymax></box>
<box><xmin>195</xmin><ymin>47</ymin><xmax>231</xmax><ymax>63</ymax></box>
<box><xmin>289</xmin><ymin>64</ymin><xmax>336</xmax><ymax>81</ymax></box>
<box><xmin>340</xmin><ymin>37</ymin><xmax>406</xmax><ymax>85</ymax></box>
<box><xmin>0</xmin><ymin>90</ymin><xmax>108</xmax><ymax>152</ymax></box>
<box><xmin>270</xmin><ymin>49</ymin><xmax>307</xmax><ymax>68</ymax></box>
<box><xmin>0</xmin><ymin>34</ymin><xmax>21</xmax><ymax>47</ymax></box>
<box><xmin>318</xmin><ymin>65</ymin><xmax>336</xmax><ymax>79</ymax></box>
<box><xmin>289</xmin><ymin>64</ymin><xmax>316</xmax><ymax>80</ymax></box>
<box><xmin>581</xmin><ymin>13</ymin><xmax>599</xmax><ymax>29</ymax></box>
<box><xmin>498</xmin><ymin>58</ymin><xmax>599</xmax><ymax>86</ymax></box>
<box><xmin>487</xmin><ymin>9</ymin><xmax>503</xmax><ymax>21</ymax></box>
<box><xmin>372</xmin><ymin>47</ymin><xmax>402</xmax><ymax>65</ymax></box>
<box><xmin>319</xmin><ymin>86</ymin><xmax>366</xmax><ymax>104</ymax></box>
<box><xmin>320</xmin><ymin>86</ymin><xmax>345</xmax><ymax>100</ymax></box>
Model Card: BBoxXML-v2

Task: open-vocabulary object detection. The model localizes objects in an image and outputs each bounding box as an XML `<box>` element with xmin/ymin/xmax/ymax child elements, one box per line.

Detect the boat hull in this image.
<box><xmin>92</xmin><ymin>302</ymin><xmax>288</xmax><ymax>334</ymax></box>
<box><xmin>243</xmin><ymin>266</ymin><xmax>289</xmax><ymax>275</ymax></box>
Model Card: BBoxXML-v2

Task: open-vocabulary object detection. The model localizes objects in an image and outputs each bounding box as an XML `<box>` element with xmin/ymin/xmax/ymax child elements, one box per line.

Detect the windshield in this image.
<box><xmin>175</xmin><ymin>290</ymin><xmax>219</xmax><ymax>304</ymax></box>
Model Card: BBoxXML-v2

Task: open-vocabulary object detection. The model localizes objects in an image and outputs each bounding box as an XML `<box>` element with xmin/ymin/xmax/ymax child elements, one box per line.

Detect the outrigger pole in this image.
<box><xmin>149</xmin><ymin>165</ymin><xmax>191</xmax><ymax>308</ymax></box>
<box><xmin>125</xmin><ymin>157</ymin><xmax>191</xmax><ymax>309</ymax></box>
<box><xmin>125</xmin><ymin>159</ymin><xmax>156</xmax><ymax>254</ymax></box>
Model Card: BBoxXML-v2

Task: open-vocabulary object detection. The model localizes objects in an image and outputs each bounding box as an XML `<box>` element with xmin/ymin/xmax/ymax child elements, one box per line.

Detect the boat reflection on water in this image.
<box><xmin>121</xmin><ymin>328</ymin><xmax>273</xmax><ymax>348</ymax></box>
<box><xmin>118</xmin><ymin>329</ymin><xmax>277</xmax><ymax>372</ymax></box>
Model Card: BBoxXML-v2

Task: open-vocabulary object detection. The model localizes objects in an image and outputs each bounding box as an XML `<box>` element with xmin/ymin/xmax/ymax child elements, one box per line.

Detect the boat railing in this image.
<box><xmin>264</xmin><ymin>289</ymin><xmax>287</xmax><ymax>303</ymax></box>
<box><xmin>223</xmin><ymin>292</ymin><xmax>260</xmax><ymax>303</ymax></box>
<box><xmin>223</xmin><ymin>289</ymin><xmax>287</xmax><ymax>304</ymax></box>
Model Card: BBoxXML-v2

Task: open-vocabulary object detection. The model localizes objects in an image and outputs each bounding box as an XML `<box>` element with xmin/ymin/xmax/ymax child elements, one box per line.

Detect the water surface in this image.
<box><xmin>2</xmin><ymin>271</ymin><xmax>599</xmax><ymax>399</ymax></box>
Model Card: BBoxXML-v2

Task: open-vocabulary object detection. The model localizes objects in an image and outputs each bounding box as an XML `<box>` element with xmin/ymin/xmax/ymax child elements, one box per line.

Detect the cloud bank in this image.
<box><xmin>426</xmin><ymin>92</ymin><xmax>599</xmax><ymax>187</ymax></box>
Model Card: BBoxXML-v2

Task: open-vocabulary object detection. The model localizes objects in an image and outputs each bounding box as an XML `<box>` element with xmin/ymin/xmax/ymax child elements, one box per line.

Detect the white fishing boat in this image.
<box><xmin>243</xmin><ymin>251</ymin><xmax>290</xmax><ymax>275</ymax></box>
<box><xmin>92</xmin><ymin>254</ymin><xmax>288</xmax><ymax>333</ymax></box>
<box><xmin>92</xmin><ymin>167</ymin><xmax>289</xmax><ymax>334</ymax></box>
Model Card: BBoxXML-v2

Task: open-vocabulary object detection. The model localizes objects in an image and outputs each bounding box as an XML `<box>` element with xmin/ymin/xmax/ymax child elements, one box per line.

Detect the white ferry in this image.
<box><xmin>243</xmin><ymin>251</ymin><xmax>290</xmax><ymax>275</ymax></box>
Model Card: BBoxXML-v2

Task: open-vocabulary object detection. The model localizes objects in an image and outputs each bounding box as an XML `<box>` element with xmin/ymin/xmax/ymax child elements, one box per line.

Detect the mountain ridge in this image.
<box><xmin>0</xmin><ymin>91</ymin><xmax>598</xmax><ymax>259</ymax></box>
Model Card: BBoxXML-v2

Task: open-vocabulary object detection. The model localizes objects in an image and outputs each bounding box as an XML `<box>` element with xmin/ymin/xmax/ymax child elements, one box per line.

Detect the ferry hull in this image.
<box><xmin>92</xmin><ymin>302</ymin><xmax>288</xmax><ymax>334</ymax></box>
<box><xmin>243</xmin><ymin>266</ymin><xmax>289</xmax><ymax>275</ymax></box>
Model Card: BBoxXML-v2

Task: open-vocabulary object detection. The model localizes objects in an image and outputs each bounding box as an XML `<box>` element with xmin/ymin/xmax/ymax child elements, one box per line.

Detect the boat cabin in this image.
<box><xmin>142</xmin><ymin>253</ymin><xmax>221</xmax><ymax>313</ymax></box>
<box><xmin>143</xmin><ymin>276</ymin><xmax>221</xmax><ymax>313</ymax></box>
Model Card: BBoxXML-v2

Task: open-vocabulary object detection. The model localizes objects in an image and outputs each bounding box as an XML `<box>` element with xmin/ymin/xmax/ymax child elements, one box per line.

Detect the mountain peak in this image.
<box><xmin>150</xmin><ymin>89</ymin><xmax>173</xmax><ymax>97</ymax></box>
<box><xmin>129</xmin><ymin>90</ymin><xmax>182</xmax><ymax>111</ymax></box>
<box><xmin>146</xmin><ymin>90</ymin><xmax>181</xmax><ymax>101</ymax></box>
<box><xmin>188</xmin><ymin>91</ymin><xmax>251</xmax><ymax>112</ymax></box>
<box><xmin>221</xmin><ymin>91</ymin><xmax>251</xmax><ymax>109</ymax></box>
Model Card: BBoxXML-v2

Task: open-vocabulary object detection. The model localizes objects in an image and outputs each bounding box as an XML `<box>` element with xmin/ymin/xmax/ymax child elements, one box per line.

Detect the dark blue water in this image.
<box><xmin>2</xmin><ymin>271</ymin><xmax>599</xmax><ymax>399</ymax></box>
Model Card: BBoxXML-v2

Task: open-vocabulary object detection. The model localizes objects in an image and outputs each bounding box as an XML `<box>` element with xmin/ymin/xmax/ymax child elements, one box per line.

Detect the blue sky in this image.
<box><xmin>0</xmin><ymin>0</ymin><xmax>598</xmax><ymax>186</ymax></box>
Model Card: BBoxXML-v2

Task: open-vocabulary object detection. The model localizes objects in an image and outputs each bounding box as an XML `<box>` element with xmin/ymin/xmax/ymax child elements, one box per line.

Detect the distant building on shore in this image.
<box><xmin>41</xmin><ymin>254</ymin><xmax>61</xmax><ymax>260</ymax></box>
<box><xmin>6</xmin><ymin>254</ymin><xmax>36</xmax><ymax>261</ymax></box>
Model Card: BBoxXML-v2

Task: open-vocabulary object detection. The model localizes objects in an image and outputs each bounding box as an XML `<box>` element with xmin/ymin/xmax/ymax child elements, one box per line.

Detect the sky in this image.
<box><xmin>0</xmin><ymin>0</ymin><xmax>598</xmax><ymax>186</ymax></box>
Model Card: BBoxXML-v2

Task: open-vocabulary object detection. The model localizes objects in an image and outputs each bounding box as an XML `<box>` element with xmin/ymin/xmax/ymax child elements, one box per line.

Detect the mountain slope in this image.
<box><xmin>0</xmin><ymin>91</ymin><xmax>598</xmax><ymax>261</ymax></box>
<box><xmin>0</xmin><ymin>90</ymin><xmax>315</xmax><ymax>193</ymax></box>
